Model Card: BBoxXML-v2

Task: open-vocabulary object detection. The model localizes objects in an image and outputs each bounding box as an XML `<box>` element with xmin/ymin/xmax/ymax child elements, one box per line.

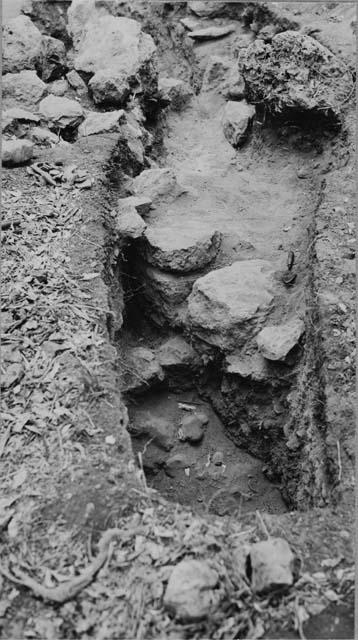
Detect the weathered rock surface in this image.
<box><xmin>164</xmin><ymin>559</ymin><xmax>220</xmax><ymax>621</ymax></box>
<box><xmin>187</xmin><ymin>260</ymin><xmax>275</xmax><ymax>350</ymax></box>
<box><xmin>78</xmin><ymin>109</ymin><xmax>125</xmax><ymax>136</ymax></box>
<box><xmin>142</xmin><ymin>225</ymin><xmax>221</xmax><ymax>273</ymax></box>
<box><xmin>69</xmin><ymin>10</ymin><xmax>157</xmax><ymax>108</ymax></box>
<box><xmin>122</xmin><ymin>346</ymin><xmax>164</xmax><ymax>393</ymax></box>
<box><xmin>22</xmin><ymin>0</ymin><xmax>71</xmax><ymax>44</ymax></box>
<box><xmin>114</xmin><ymin>200</ymin><xmax>146</xmax><ymax>240</ymax></box>
<box><xmin>40</xmin><ymin>35</ymin><xmax>67</xmax><ymax>81</ymax></box>
<box><xmin>39</xmin><ymin>94</ymin><xmax>84</xmax><ymax>129</ymax></box>
<box><xmin>247</xmin><ymin>538</ymin><xmax>297</xmax><ymax>593</ymax></box>
<box><xmin>2</xmin><ymin>70</ymin><xmax>46</xmax><ymax>110</ymax></box>
<box><xmin>137</xmin><ymin>262</ymin><xmax>197</xmax><ymax>327</ymax></box>
<box><xmin>188</xmin><ymin>25</ymin><xmax>236</xmax><ymax>40</ymax></box>
<box><xmin>2</xmin><ymin>139</ymin><xmax>34</xmax><ymax>166</ymax></box>
<box><xmin>202</xmin><ymin>55</ymin><xmax>245</xmax><ymax>99</ymax></box>
<box><xmin>188</xmin><ymin>1</ymin><xmax>227</xmax><ymax>17</ymax></box>
<box><xmin>47</xmin><ymin>78</ymin><xmax>69</xmax><ymax>96</ymax></box>
<box><xmin>132</xmin><ymin>167</ymin><xmax>182</xmax><ymax>204</ymax></box>
<box><xmin>2</xmin><ymin>108</ymin><xmax>40</xmax><ymax>134</ymax></box>
<box><xmin>224</xmin><ymin>352</ymin><xmax>269</xmax><ymax>382</ymax></box>
<box><xmin>88</xmin><ymin>70</ymin><xmax>131</xmax><ymax>107</ymax></box>
<box><xmin>239</xmin><ymin>31</ymin><xmax>353</xmax><ymax>118</ymax></box>
<box><xmin>2</xmin><ymin>15</ymin><xmax>42</xmax><ymax>73</ymax></box>
<box><xmin>128</xmin><ymin>412</ymin><xmax>175</xmax><ymax>451</ymax></box>
<box><xmin>178</xmin><ymin>412</ymin><xmax>209</xmax><ymax>443</ymax></box>
<box><xmin>29</xmin><ymin>127</ymin><xmax>58</xmax><ymax>145</ymax></box>
<box><xmin>158</xmin><ymin>77</ymin><xmax>194</xmax><ymax>111</ymax></box>
<box><xmin>158</xmin><ymin>336</ymin><xmax>201</xmax><ymax>371</ymax></box>
<box><xmin>118</xmin><ymin>196</ymin><xmax>152</xmax><ymax>218</ymax></box>
<box><xmin>222</xmin><ymin>100</ymin><xmax>255</xmax><ymax>148</ymax></box>
<box><xmin>256</xmin><ymin>317</ymin><xmax>305</xmax><ymax>361</ymax></box>
<box><xmin>66</xmin><ymin>69</ymin><xmax>87</xmax><ymax>94</ymax></box>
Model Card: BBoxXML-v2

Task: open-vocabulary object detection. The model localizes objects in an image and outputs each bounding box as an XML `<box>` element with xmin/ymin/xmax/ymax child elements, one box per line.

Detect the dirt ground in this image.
<box><xmin>0</xmin><ymin>2</ymin><xmax>356</xmax><ymax>639</ymax></box>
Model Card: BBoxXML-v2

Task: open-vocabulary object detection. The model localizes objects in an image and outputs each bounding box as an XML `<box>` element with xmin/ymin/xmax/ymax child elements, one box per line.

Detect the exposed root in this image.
<box><xmin>0</xmin><ymin>528</ymin><xmax>127</xmax><ymax>603</ymax></box>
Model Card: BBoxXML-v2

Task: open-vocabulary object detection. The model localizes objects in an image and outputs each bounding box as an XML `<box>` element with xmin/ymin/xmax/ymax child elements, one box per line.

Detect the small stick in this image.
<box><xmin>336</xmin><ymin>440</ymin><xmax>342</xmax><ymax>482</ymax></box>
<box><xmin>256</xmin><ymin>510</ymin><xmax>270</xmax><ymax>539</ymax></box>
<box><xmin>1</xmin><ymin>218</ymin><xmax>22</xmax><ymax>231</ymax></box>
<box><xmin>31</xmin><ymin>164</ymin><xmax>58</xmax><ymax>187</ymax></box>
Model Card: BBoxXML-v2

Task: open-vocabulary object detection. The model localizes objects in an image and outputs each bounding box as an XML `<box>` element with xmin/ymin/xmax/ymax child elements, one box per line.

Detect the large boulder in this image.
<box><xmin>141</xmin><ymin>224</ymin><xmax>221</xmax><ymax>273</ymax></box>
<box><xmin>164</xmin><ymin>559</ymin><xmax>220</xmax><ymax>621</ymax></box>
<box><xmin>39</xmin><ymin>94</ymin><xmax>84</xmax><ymax>130</ymax></box>
<box><xmin>39</xmin><ymin>35</ymin><xmax>67</xmax><ymax>81</ymax></box>
<box><xmin>2</xmin><ymin>15</ymin><xmax>43</xmax><ymax>73</ymax></box>
<box><xmin>256</xmin><ymin>317</ymin><xmax>305</xmax><ymax>361</ymax></box>
<box><xmin>2</xmin><ymin>70</ymin><xmax>46</xmax><ymax>110</ymax></box>
<box><xmin>239</xmin><ymin>31</ymin><xmax>353</xmax><ymax>119</ymax></box>
<box><xmin>113</xmin><ymin>199</ymin><xmax>146</xmax><ymax>240</ymax></box>
<box><xmin>68</xmin><ymin>8</ymin><xmax>158</xmax><ymax>108</ymax></box>
<box><xmin>187</xmin><ymin>260</ymin><xmax>275</xmax><ymax>350</ymax></box>
<box><xmin>222</xmin><ymin>100</ymin><xmax>255</xmax><ymax>148</ymax></box>
<box><xmin>2</xmin><ymin>139</ymin><xmax>34</xmax><ymax>166</ymax></box>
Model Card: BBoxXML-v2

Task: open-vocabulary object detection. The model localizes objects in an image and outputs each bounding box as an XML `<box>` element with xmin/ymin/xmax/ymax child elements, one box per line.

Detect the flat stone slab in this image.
<box><xmin>39</xmin><ymin>94</ymin><xmax>84</xmax><ymax>129</ymax></box>
<box><xmin>187</xmin><ymin>260</ymin><xmax>275</xmax><ymax>350</ymax></box>
<box><xmin>188</xmin><ymin>25</ymin><xmax>236</xmax><ymax>40</ymax></box>
<box><xmin>142</xmin><ymin>225</ymin><xmax>221</xmax><ymax>273</ymax></box>
<box><xmin>132</xmin><ymin>167</ymin><xmax>182</xmax><ymax>203</ymax></box>
<box><xmin>256</xmin><ymin>317</ymin><xmax>305</xmax><ymax>361</ymax></box>
<box><xmin>78</xmin><ymin>109</ymin><xmax>125</xmax><ymax>136</ymax></box>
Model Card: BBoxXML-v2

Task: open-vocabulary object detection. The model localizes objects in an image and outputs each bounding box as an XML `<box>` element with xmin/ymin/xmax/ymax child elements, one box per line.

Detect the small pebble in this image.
<box><xmin>212</xmin><ymin>451</ymin><xmax>224</xmax><ymax>466</ymax></box>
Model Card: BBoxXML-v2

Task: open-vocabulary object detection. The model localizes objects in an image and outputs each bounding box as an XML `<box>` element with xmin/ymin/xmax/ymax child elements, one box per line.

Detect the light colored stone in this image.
<box><xmin>67</xmin><ymin>0</ymin><xmax>96</xmax><ymax>48</ymax></box>
<box><xmin>142</xmin><ymin>225</ymin><xmax>221</xmax><ymax>273</ymax></box>
<box><xmin>178</xmin><ymin>412</ymin><xmax>208</xmax><ymax>443</ymax></box>
<box><xmin>164</xmin><ymin>559</ymin><xmax>220</xmax><ymax>621</ymax></box>
<box><xmin>118</xmin><ymin>196</ymin><xmax>152</xmax><ymax>218</ymax></box>
<box><xmin>114</xmin><ymin>201</ymin><xmax>146</xmax><ymax>240</ymax></box>
<box><xmin>78</xmin><ymin>109</ymin><xmax>125</xmax><ymax>136</ymax></box>
<box><xmin>29</xmin><ymin>126</ymin><xmax>58</xmax><ymax>144</ymax></box>
<box><xmin>165</xmin><ymin>453</ymin><xmax>189</xmax><ymax>478</ymax></box>
<box><xmin>40</xmin><ymin>35</ymin><xmax>67</xmax><ymax>82</ymax></box>
<box><xmin>88</xmin><ymin>69</ymin><xmax>130</xmax><ymax>107</ymax></box>
<box><xmin>222</xmin><ymin>100</ymin><xmax>255</xmax><ymax>148</ymax></box>
<box><xmin>248</xmin><ymin>538</ymin><xmax>297</xmax><ymax>593</ymax></box>
<box><xmin>188</xmin><ymin>1</ymin><xmax>226</xmax><ymax>18</ymax></box>
<box><xmin>256</xmin><ymin>317</ymin><xmax>305</xmax><ymax>361</ymax></box>
<box><xmin>48</xmin><ymin>79</ymin><xmax>69</xmax><ymax>97</ymax></box>
<box><xmin>39</xmin><ymin>94</ymin><xmax>84</xmax><ymax>129</ymax></box>
<box><xmin>132</xmin><ymin>167</ymin><xmax>181</xmax><ymax>203</ymax></box>
<box><xmin>2</xmin><ymin>15</ymin><xmax>42</xmax><ymax>73</ymax></box>
<box><xmin>212</xmin><ymin>451</ymin><xmax>224</xmax><ymax>466</ymax></box>
<box><xmin>66</xmin><ymin>69</ymin><xmax>87</xmax><ymax>94</ymax></box>
<box><xmin>188</xmin><ymin>25</ymin><xmax>236</xmax><ymax>40</ymax></box>
<box><xmin>187</xmin><ymin>260</ymin><xmax>275</xmax><ymax>351</ymax></box>
<box><xmin>225</xmin><ymin>352</ymin><xmax>269</xmax><ymax>381</ymax></box>
<box><xmin>2</xmin><ymin>70</ymin><xmax>46</xmax><ymax>110</ymax></box>
<box><xmin>123</xmin><ymin>346</ymin><xmax>164</xmax><ymax>393</ymax></box>
<box><xmin>128</xmin><ymin>412</ymin><xmax>175</xmax><ymax>451</ymax></box>
<box><xmin>202</xmin><ymin>55</ymin><xmax>244</xmax><ymax>98</ymax></box>
<box><xmin>2</xmin><ymin>108</ymin><xmax>40</xmax><ymax>133</ymax></box>
<box><xmin>2</xmin><ymin>139</ymin><xmax>34</xmax><ymax>166</ymax></box>
<box><xmin>158</xmin><ymin>77</ymin><xmax>193</xmax><ymax>111</ymax></box>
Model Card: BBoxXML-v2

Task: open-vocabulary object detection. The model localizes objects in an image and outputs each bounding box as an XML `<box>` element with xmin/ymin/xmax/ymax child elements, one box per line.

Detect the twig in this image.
<box><xmin>0</xmin><ymin>528</ymin><xmax>125</xmax><ymax>603</ymax></box>
<box><xmin>1</xmin><ymin>218</ymin><xmax>22</xmax><ymax>231</ymax></box>
<box><xmin>31</xmin><ymin>164</ymin><xmax>58</xmax><ymax>187</ymax></box>
<box><xmin>256</xmin><ymin>510</ymin><xmax>271</xmax><ymax>539</ymax></box>
<box><xmin>0</xmin><ymin>425</ymin><xmax>11</xmax><ymax>458</ymax></box>
<box><xmin>336</xmin><ymin>439</ymin><xmax>342</xmax><ymax>482</ymax></box>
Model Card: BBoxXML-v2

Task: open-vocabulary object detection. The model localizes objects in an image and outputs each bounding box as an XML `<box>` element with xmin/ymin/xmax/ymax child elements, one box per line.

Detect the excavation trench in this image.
<box><xmin>105</xmin><ymin>5</ymin><xmax>338</xmax><ymax>516</ymax></box>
